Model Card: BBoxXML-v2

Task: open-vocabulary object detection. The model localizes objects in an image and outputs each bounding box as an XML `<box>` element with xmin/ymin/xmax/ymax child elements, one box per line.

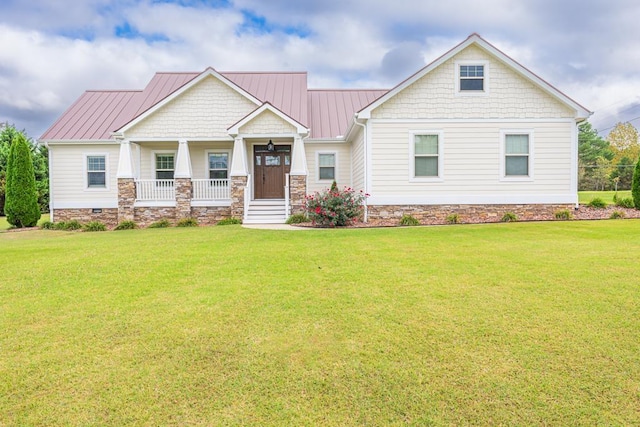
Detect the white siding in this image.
<box><xmin>369</xmin><ymin>120</ymin><xmax>574</xmax><ymax>202</ymax></box>
<box><xmin>50</xmin><ymin>144</ymin><xmax>119</xmax><ymax>208</ymax></box>
<box><xmin>305</xmin><ymin>143</ymin><xmax>352</xmax><ymax>193</ymax></box>
<box><xmin>350</xmin><ymin>128</ymin><xmax>365</xmax><ymax>191</ymax></box>
<box><xmin>127</xmin><ymin>76</ymin><xmax>258</xmax><ymax>139</ymax></box>
<box><xmin>372</xmin><ymin>45</ymin><xmax>575</xmax><ymax>120</ymax></box>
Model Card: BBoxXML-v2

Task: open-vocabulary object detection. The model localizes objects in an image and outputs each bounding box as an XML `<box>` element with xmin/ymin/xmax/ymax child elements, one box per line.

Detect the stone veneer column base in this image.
<box><xmin>230</xmin><ymin>176</ymin><xmax>248</xmax><ymax>219</ymax></box>
<box><xmin>117</xmin><ymin>178</ymin><xmax>136</xmax><ymax>223</ymax></box>
<box><xmin>289</xmin><ymin>174</ymin><xmax>307</xmax><ymax>216</ymax></box>
<box><xmin>366</xmin><ymin>204</ymin><xmax>575</xmax><ymax>224</ymax></box>
<box><xmin>175</xmin><ymin>178</ymin><xmax>192</xmax><ymax>220</ymax></box>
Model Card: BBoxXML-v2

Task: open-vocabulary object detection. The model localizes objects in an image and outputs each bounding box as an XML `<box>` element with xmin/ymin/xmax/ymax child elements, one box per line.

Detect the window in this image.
<box><xmin>208</xmin><ymin>153</ymin><xmax>228</xmax><ymax>180</ymax></box>
<box><xmin>87</xmin><ymin>155</ymin><xmax>106</xmax><ymax>188</ymax></box>
<box><xmin>318</xmin><ymin>153</ymin><xmax>336</xmax><ymax>180</ymax></box>
<box><xmin>505</xmin><ymin>134</ymin><xmax>530</xmax><ymax>176</ymax></box>
<box><xmin>413</xmin><ymin>134</ymin><xmax>439</xmax><ymax>177</ymax></box>
<box><xmin>460</xmin><ymin>65</ymin><xmax>484</xmax><ymax>91</ymax></box>
<box><xmin>155</xmin><ymin>154</ymin><xmax>174</xmax><ymax>180</ymax></box>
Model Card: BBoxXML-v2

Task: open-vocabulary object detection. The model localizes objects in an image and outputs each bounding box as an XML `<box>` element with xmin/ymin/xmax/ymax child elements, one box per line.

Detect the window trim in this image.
<box><xmin>455</xmin><ymin>60</ymin><xmax>489</xmax><ymax>96</ymax></box>
<box><xmin>151</xmin><ymin>150</ymin><xmax>177</xmax><ymax>181</ymax></box>
<box><xmin>409</xmin><ymin>130</ymin><xmax>444</xmax><ymax>182</ymax></box>
<box><xmin>316</xmin><ymin>151</ymin><xmax>338</xmax><ymax>183</ymax></box>
<box><xmin>500</xmin><ymin>130</ymin><xmax>534</xmax><ymax>182</ymax></box>
<box><xmin>83</xmin><ymin>153</ymin><xmax>109</xmax><ymax>191</ymax></box>
<box><xmin>205</xmin><ymin>150</ymin><xmax>232</xmax><ymax>181</ymax></box>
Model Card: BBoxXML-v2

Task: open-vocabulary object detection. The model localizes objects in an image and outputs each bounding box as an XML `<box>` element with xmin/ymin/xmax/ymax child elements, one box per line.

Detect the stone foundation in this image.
<box><xmin>367</xmin><ymin>204</ymin><xmax>575</xmax><ymax>224</ymax></box>
<box><xmin>289</xmin><ymin>175</ymin><xmax>307</xmax><ymax>215</ymax></box>
<box><xmin>191</xmin><ymin>206</ymin><xmax>232</xmax><ymax>225</ymax></box>
<box><xmin>53</xmin><ymin>208</ymin><xmax>119</xmax><ymax>227</ymax></box>
<box><xmin>133</xmin><ymin>206</ymin><xmax>176</xmax><ymax>226</ymax></box>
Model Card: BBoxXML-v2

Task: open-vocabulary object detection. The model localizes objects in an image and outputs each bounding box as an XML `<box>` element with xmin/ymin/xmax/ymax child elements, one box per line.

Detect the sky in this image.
<box><xmin>1</xmin><ymin>0</ymin><xmax>640</xmax><ymax>139</ymax></box>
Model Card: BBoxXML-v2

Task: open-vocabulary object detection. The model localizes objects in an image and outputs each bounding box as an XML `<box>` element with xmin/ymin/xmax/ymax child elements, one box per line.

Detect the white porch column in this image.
<box><xmin>116</xmin><ymin>139</ymin><xmax>135</xmax><ymax>178</ymax></box>
<box><xmin>230</xmin><ymin>136</ymin><xmax>248</xmax><ymax>176</ymax></box>
<box><xmin>290</xmin><ymin>135</ymin><xmax>307</xmax><ymax>176</ymax></box>
<box><xmin>174</xmin><ymin>138</ymin><xmax>192</xmax><ymax>178</ymax></box>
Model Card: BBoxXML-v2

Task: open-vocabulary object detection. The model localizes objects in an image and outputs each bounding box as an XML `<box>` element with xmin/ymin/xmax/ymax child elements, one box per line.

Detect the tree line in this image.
<box><xmin>579</xmin><ymin>121</ymin><xmax>639</xmax><ymax>191</ymax></box>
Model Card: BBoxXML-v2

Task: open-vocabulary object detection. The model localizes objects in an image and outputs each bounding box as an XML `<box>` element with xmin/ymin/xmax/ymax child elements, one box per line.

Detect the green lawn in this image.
<box><xmin>0</xmin><ymin>213</ymin><xmax>50</xmax><ymax>231</ymax></box>
<box><xmin>578</xmin><ymin>190</ymin><xmax>632</xmax><ymax>205</ymax></box>
<box><xmin>1</xmin><ymin>222</ymin><xmax>639</xmax><ymax>425</ymax></box>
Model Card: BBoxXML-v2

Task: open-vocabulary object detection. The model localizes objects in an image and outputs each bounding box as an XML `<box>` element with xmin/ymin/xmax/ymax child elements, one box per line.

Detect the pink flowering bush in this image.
<box><xmin>305</xmin><ymin>182</ymin><xmax>368</xmax><ymax>227</ymax></box>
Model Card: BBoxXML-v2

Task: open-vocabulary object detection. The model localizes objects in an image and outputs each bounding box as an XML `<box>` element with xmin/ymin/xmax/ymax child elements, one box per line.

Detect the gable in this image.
<box><xmin>372</xmin><ymin>44</ymin><xmax>575</xmax><ymax>120</ymax></box>
<box><xmin>238</xmin><ymin>109</ymin><xmax>297</xmax><ymax>134</ymax></box>
<box><xmin>126</xmin><ymin>75</ymin><xmax>258</xmax><ymax>139</ymax></box>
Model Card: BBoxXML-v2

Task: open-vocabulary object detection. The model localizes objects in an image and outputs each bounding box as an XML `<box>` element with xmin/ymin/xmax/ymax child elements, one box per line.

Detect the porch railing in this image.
<box><xmin>192</xmin><ymin>179</ymin><xmax>230</xmax><ymax>200</ymax></box>
<box><xmin>285</xmin><ymin>173</ymin><xmax>291</xmax><ymax>217</ymax></box>
<box><xmin>244</xmin><ymin>174</ymin><xmax>251</xmax><ymax>222</ymax></box>
<box><xmin>136</xmin><ymin>179</ymin><xmax>175</xmax><ymax>201</ymax></box>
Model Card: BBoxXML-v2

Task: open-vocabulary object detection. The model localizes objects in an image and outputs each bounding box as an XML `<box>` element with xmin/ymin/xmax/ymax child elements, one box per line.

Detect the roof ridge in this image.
<box><xmin>85</xmin><ymin>89</ymin><xmax>142</xmax><ymax>93</ymax></box>
<box><xmin>309</xmin><ymin>88</ymin><xmax>388</xmax><ymax>92</ymax></box>
<box><xmin>220</xmin><ymin>71</ymin><xmax>307</xmax><ymax>75</ymax></box>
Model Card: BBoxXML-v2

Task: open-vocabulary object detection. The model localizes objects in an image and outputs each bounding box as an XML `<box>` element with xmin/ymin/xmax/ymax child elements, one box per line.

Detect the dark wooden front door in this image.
<box><xmin>254</xmin><ymin>145</ymin><xmax>291</xmax><ymax>199</ymax></box>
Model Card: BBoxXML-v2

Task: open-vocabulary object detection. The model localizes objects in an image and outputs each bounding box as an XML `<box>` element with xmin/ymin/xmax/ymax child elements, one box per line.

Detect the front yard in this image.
<box><xmin>1</xmin><ymin>222</ymin><xmax>639</xmax><ymax>425</ymax></box>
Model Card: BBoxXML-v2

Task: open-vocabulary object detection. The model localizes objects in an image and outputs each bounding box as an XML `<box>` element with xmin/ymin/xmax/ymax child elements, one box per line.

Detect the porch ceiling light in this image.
<box><xmin>267</xmin><ymin>140</ymin><xmax>275</xmax><ymax>152</ymax></box>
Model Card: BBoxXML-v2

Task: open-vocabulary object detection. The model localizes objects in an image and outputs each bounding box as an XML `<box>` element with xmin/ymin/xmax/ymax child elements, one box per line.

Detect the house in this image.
<box><xmin>40</xmin><ymin>33</ymin><xmax>591</xmax><ymax>226</ymax></box>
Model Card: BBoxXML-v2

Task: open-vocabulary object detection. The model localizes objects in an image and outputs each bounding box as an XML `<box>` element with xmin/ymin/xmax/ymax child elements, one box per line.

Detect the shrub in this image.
<box><xmin>176</xmin><ymin>217</ymin><xmax>198</xmax><ymax>227</ymax></box>
<box><xmin>306</xmin><ymin>186</ymin><xmax>368</xmax><ymax>227</ymax></box>
<box><xmin>114</xmin><ymin>220</ymin><xmax>137</xmax><ymax>230</ymax></box>
<box><xmin>446</xmin><ymin>213</ymin><xmax>460</xmax><ymax>224</ymax></box>
<box><xmin>285</xmin><ymin>213</ymin><xmax>309</xmax><ymax>224</ymax></box>
<box><xmin>54</xmin><ymin>220</ymin><xmax>82</xmax><ymax>231</ymax></box>
<box><xmin>217</xmin><ymin>218</ymin><xmax>242</xmax><ymax>225</ymax></box>
<box><xmin>633</xmin><ymin>157</ymin><xmax>640</xmax><ymax>209</ymax></box>
<box><xmin>501</xmin><ymin>212</ymin><xmax>518</xmax><ymax>222</ymax></box>
<box><xmin>39</xmin><ymin>220</ymin><xmax>55</xmax><ymax>230</ymax></box>
<box><xmin>587</xmin><ymin>197</ymin><xmax>607</xmax><ymax>208</ymax></box>
<box><xmin>616</xmin><ymin>197</ymin><xmax>635</xmax><ymax>209</ymax></box>
<box><xmin>610</xmin><ymin>211</ymin><xmax>625</xmax><ymax>219</ymax></box>
<box><xmin>4</xmin><ymin>133</ymin><xmax>41</xmax><ymax>227</ymax></box>
<box><xmin>554</xmin><ymin>209</ymin><xmax>573</xmax><ymax>220</ymax></box>
<box><xmin>148</xmin><ymin>219</ymin><xmax>171</xmax><ymax>228</ymax></box>
<box><xmin>399</xmin><ymin>214</ymin><xmax>420</xmax><ymax>226</ymax></box>
<box><xmin>83</xmin><ymin>221</ymin><xmax>106</xmax><ymax>232</ymax></box>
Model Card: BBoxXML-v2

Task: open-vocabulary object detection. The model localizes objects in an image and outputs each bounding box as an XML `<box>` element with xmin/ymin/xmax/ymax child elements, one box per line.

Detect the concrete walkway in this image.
<box><xmin>241</xmin><ymin>223</ymin><xmax>315</xmax><ymax>230</ymax></box>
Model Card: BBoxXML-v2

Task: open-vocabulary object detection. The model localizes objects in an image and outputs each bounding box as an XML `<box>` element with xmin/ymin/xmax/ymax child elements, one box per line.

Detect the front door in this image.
<box><xmin>254</xmin><ymin>145</ymin><xmax>291</xmax><ymax>199</ymax></box>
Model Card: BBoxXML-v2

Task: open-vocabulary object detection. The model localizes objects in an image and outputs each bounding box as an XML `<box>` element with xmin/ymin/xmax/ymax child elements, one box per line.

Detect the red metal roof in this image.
<box><xmin>307</xmin><ymin>89</ymin><xmax>388</xmax><ymax>139</ymax></box>
<box><xmin>40</xmin><ymin>69</ymin><xmax>385</xmax><ymax>141</ymax></box>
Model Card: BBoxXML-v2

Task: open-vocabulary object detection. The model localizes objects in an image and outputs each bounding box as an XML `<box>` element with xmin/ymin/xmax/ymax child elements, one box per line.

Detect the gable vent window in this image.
<box><xmin>460</xmin><ymin>65</ymin><xmax>484</xmax><ymax>91</ymax></box>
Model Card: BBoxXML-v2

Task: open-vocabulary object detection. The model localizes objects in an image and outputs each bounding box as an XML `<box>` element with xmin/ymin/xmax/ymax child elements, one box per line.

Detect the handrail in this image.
<box><xmin>284</xmin><ymin>173</ymin><xmax>290</xmax><ymax>218</ymax></box>
<box><xmin>243</xmin><ymin>174</ymin><xmax>251</xmax><ymax>222</ymax></box>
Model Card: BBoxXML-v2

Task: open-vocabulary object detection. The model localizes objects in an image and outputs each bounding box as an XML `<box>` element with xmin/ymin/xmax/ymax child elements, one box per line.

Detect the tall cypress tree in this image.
<box><xmin>5</xmin><ymin>133</ymin><xmax>41</xmax><ymax>227</ymax></box>
<box><xmin>632</xmin><ymin>157</ymin><xmax>640</xmax><ymax>209</ymax></box>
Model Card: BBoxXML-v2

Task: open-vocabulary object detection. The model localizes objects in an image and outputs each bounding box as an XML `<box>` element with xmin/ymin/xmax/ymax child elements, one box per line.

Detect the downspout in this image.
<box><xmin>44</xmin><ymin>142</ymin><xmax>54</xmax><ymax>222</ymax></box>
<box><xmin>353</xmin><ymin>115</ymin><xmax>368</xmax><ymax>222</ymax></box>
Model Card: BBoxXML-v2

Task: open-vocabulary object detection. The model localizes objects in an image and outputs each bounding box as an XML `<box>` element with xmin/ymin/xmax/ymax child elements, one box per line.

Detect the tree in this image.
<box><xmin>578</xmin><ymin>121</ymin><xmax>613</xmax><ymax>190</ymax></box>
<box><xmin>592</xmin><ymin>156</ymin><xmax>613</xmax><ymax>191</ymax></box>
<box><xmin>0</xmin><ymin>123</ymin><xmax>48</xmax><ymax>215</ymax></box>
<box><xmin>5</xmin><ymin>133</ymin><xmax>41</xmax><ymax>227</ymax></box>
<box><xmin>633</xmin><ymin>156</ymin><xmax>640</xmax><ymax>209</ymax></box>
<box><xmin>610</xmin><ymin>156</ymin><xmax>635</xmax><ymax>190</ymax></box>
<box><xmin>607</xmin><ymin>122</ymin><xmax>640</xmax><ymax>163</ymax></box>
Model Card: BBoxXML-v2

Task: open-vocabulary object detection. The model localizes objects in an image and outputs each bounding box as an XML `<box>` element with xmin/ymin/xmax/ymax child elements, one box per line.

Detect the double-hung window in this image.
<box><xmin>318</xmin><ymin>153</ymin><xmax>336</xmax><ymax>181</ymax></box>
<box><xmin>504</xmin><ymin>134</ymin><xmax>530</xmax><ymax>177</ymax></box>
<box><xmin>155</xmin><ymin>154</ymin><xmax>175</xmax><ymax>180</ymax></box>
<box><xmin>208</xmin><ymin>153</ymin><xmax>229</xmax><ymax>180</ymax></box>
<box><xmin>459</xmin><ymin>65</ymin><xmax>484</xmax><ymax>91</ymax></box>
<box><xmin>413</xmin><ymin>134</ymin><xmax>440</xmax><ymax>178</ymax></box>
<box><xmin>87</xmin><ymin>155</ymin><xmax>106</xmax><ymax>188</ymax></box>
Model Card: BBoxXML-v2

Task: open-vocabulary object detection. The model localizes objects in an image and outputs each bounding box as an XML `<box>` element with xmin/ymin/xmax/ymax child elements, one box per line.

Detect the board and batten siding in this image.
<box><xmin>304</xmin><ymin>142</ymin><xmax>352</xmax><ymax>194</ymax></box>
<box><xmin>126</xmin><ymin>76</ymin><xmax>257</xmax><ymax>140</ymax></box>
<box><xmin>50</xmin><ymin>144</ymin><xmax>119</xmax><ymax>208</ymax></box>
<box><xmin>368</xmin><ymin>120</ymin><xmax>575</xmax><ymax>202</ymax></box>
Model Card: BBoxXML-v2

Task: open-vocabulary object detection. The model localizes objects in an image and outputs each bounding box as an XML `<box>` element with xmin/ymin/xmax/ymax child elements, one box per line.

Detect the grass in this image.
<box><xmin>578</xmin><ymin>190</ymin><xmax>631</xmax><ymax>205</ymax></box>
<box><xmin>1</xmin><ymin>222</ymin><xmax>639</xmax><ymax>425</ymax></box>
<box><xmin>0</xmin><ymin>213</ymin><xmax>50</xmax><ymax>231</ymax></box>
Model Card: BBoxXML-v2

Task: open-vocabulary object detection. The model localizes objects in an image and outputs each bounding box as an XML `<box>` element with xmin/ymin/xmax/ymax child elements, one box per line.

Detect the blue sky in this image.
<box><xmin>1</xmin><ymin>0</ymin><xmax>640</xmax><ymax>138</ymax></box>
